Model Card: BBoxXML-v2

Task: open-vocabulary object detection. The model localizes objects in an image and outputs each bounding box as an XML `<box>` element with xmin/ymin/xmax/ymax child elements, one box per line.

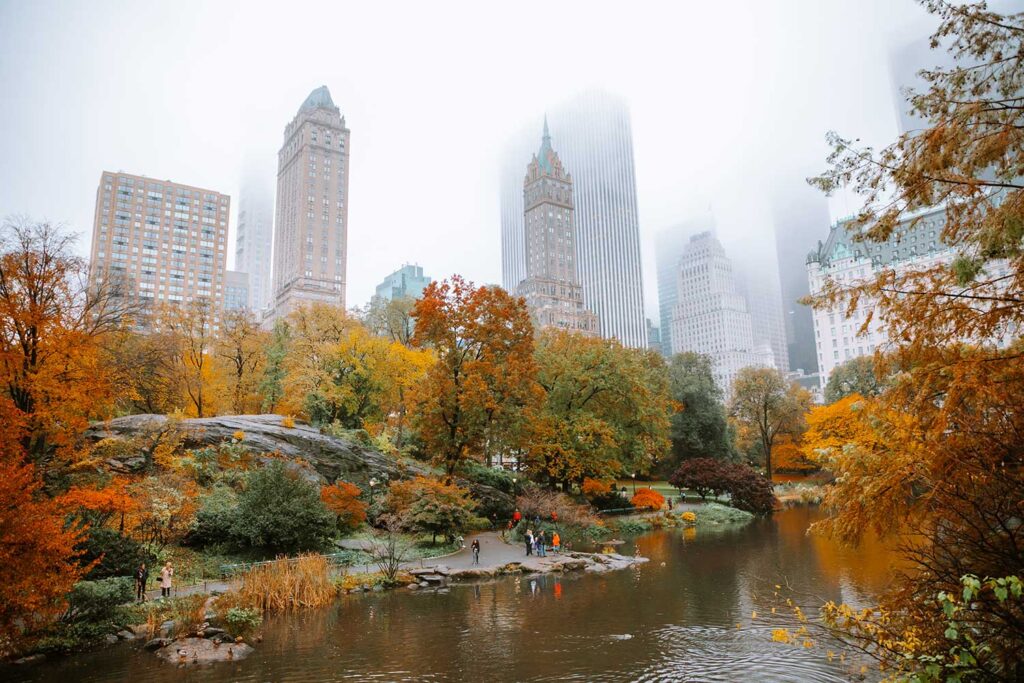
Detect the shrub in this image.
<box><xmin>681</xmin><ymin>511</ymin><xmax>697</xmax><ymax>523</ymax></box>
<box><xmin>630</xmin><ymin>487</ymin><xmax>665</xmax><ymax>511</ymax></box>
<box><xmin>458</xmin><ymin>460</ymin><xmax>515</xmax><ymax>494</ymax></box>
<box><xmin>614</xmin><ymin>518</ymin><xmax>653</xmax><ymax>535</ymax></box>
<box><xmin>231</xmin><ymin>462</ymin><xmax>336</xmax><ymax>553</ymax></box>
<box><xmin>77</xmin><ymin>527</ymin><xmax>155</xmax><ymax>580</ymax></box>
<box><xmin>389</xmin><ymin>477</ymin><xmax>475</xmax><ymax>544</ymax></box>
<box><xmin>320</xmin><ymin>481</ymin><xmax>367</xmax><ymax>532</ymax></box>
<box><xmin>62</xmin><ymin>577</ymin><xmax>134</xmax><ymax>624</ymax></box>
<box><xmin>582</xmin><ymin>477</ymin><xmax>624</xmax><ymax>510</ymax></box>
<box><xmin>722</xmin><ymin>465</ymin><xmax>776</xmax><ymax>514</ymax></box>
<box><xmin>516</xmin><ymin>489</ymin><xmax>598</xmax><ymax>528</ymax></box>
<box><xmin>224</xmin><ymin>607</ymin><xmax>262</xmax><ymax>637</ymax></box>
<box><xmin>187</xmin><ymin>484</ymin><xmax>239</xmax><ymax>547</ymax></box>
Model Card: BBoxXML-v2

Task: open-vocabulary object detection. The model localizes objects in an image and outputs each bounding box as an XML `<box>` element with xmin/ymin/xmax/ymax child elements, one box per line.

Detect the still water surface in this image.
<box><xmin>9</xmin><ymin>508</ymin><xmax>895</xmax><ymax>682</ymax></box>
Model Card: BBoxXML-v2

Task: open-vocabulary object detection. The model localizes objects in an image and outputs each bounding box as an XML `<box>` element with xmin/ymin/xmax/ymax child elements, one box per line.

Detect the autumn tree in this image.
<box><xmin>320</xmin><ymin>481</ymin><xmax>367</xmax><ymax>532</ymax></box>
<box><xmin>386</xmin><ymin>476</ymin><xmax>475</xmax><ymax>544</ymax></box>
<box><xmin>666</xmin><ymin>352</ymin><xmax>734</xmax><ymax>467</ymax></box>
<box><xmin>410</xmin><ymin>276</ymin><xmax>542</xmax><ymax>477</ymax></box>
<box><xmin>804</xmin><ymin>2</ymin><xmax>1024</xmax><ymax>676</ymax></box>
<box><xmin>729</xmin><ymin>367</ymin><xmax>810</xmax><ymax>481</ymax></box>
<box><xmin>822</xmin><ymin>356</ymin><xmax>881</xmax><ymax>404</ymax></box>
<box><xmin>163</xmin><ymin>299</ymin><xmax>223</xmax><ymax>417</ymax></box>
<box><xmin>530</xmin><ymin>330</ymin><xmax>673</xmax><ymax>489</ymax></box>
<box><xmin>366</xmin><ymin>295</ymin><xmax>417</xmax><ymax>346</ymax></box>
<box><xmin>0</xmin><ymin>398</ymin><xmax>89</xmax><ymax>652</ymax></box>
<box><xmin>282</xmin><ymin>304</ymin><xmax>432</xmax><ymax>432</ymax></box>
<box><xmin>0</xmin><ymin>219</ymin><xmax>133</xmax><ymax>468</ymax></box>
<box><xmin>215</xmin><ymin>310</ymin><xmax>268</xmax><ymax>414</ymax></box>
<box><xmin>106</xmin><ymin>327</ymin><xmax>180</xmax><ymax>414</ymax></box>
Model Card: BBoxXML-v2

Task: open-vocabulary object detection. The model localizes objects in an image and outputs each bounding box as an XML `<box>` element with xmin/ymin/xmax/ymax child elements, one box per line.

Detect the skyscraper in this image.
<box><xmin>374</xmin><ymin>264</ymin><xmax>432</xmax><ymax>303</ymax></box>
<box><xmin>88</xmin><ymin>170</ymin><xmax>230</xmax><ymax>322</ymax></box>
<box><xmin>655</xmin><ymin>213</ymin><xmax>715</xmax><ymax>357</ymax></box>
<box><xmin>267</xmin><ymin>86</ymin><xmax>350</xmax><ymax>322</ymax></box>
<box><xmin>671</xmin><ymin>232</ymin><xmax>774</xmax><ymax>397</ymax></box>
<box><xmin>234</xmin><ymin>162</ymin><xmax>275</xmax><ymax>315</ymax></box>
<box><xmin>772</xmin><ymin>187</ymin><xmax>830</xmax><ymax>373</ymax></box>
<box><xmin>501</xmin><ymin>90</ymin><xmax>647</xmax><ymax>348</ymax></box>
<box><xmin>516</xmin><ymin>121</ymin><xmax>598</xmax><ymax>335</ymax></box>
<box><xmin>736</xmin><ymin>270</ymin><xmax>789</xmax><ymax>373</ymax></box>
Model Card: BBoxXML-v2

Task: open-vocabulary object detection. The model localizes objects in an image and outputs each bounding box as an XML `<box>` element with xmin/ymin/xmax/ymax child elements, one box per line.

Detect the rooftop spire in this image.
<box><xmin>537</xmin><ymin>116</ymin><xmax>554</xmax><ymax>174</ymax></box>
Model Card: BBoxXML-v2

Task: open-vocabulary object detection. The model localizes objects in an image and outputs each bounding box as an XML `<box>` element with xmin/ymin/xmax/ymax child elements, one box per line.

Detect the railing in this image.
<box><xmin>596</xmin><ymin>507</ymin><xmax>638</xmax><ymax>516</ymax></box>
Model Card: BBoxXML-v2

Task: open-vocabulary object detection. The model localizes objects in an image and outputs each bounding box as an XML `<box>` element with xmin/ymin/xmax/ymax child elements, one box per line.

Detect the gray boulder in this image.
<box><xmin>84</xmin><ymin>414</ymin><xmax>512</xmax><ymax>508</ymax></box>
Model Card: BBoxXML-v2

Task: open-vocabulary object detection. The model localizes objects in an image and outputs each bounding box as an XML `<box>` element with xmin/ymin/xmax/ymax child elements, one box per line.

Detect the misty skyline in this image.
<box><xmin>0</xmin><ymin>0</ymin><xmax>941</xmax><ymax>318</ymax></box>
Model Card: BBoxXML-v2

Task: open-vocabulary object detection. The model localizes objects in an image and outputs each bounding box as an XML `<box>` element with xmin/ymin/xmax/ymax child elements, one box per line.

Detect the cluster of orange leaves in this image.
<box><xmin>630</xmin><ymin>487</ymin><xmax>665</xmax><ymax>511</ymax></box>
<box><xmin>320</xmin><ymin>481</ymin><xmax>367</xmax><ymax>532</ymax></box>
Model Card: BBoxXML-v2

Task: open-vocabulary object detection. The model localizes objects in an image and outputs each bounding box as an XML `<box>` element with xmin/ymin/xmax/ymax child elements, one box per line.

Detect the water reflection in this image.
<box><xmin>6</xmin><ymin>508</ymin><xmax>895</xmax><ymax>683</ymax></box>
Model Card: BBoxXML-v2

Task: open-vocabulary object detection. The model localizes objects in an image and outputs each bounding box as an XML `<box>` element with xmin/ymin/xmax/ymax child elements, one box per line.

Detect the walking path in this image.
<box><xmin>139</xmin><ymin>530</ymin><xmax>637</xmax><ymax>601</ymax></box>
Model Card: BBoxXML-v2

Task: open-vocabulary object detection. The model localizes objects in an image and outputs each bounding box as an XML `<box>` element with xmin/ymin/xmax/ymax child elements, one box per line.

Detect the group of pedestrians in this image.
<box><xmin>523</xmin><ymin>528</ymin><xmax>560</xmax><ymax>557</ymax></box>
<box><xmin>133</xmin><ymin>560</ymin><xmax>175</xmax><ymax>602</ymax></box>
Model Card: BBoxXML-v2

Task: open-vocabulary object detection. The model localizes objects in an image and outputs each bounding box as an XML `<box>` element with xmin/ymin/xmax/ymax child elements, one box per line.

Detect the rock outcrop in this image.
<box><xmin>84</xmin><ymin>414</ymin><xmax>512</xmax><ymax>511</ymax></box>
<box><xmin>155</xmin><ymin>637</ymin><xmax>254</xmax><ymax>665</ymax></box>
<box><xmin>443</xmin><ymin>552</ymin><xmax>645</xmax><ymax>581</ymax></box>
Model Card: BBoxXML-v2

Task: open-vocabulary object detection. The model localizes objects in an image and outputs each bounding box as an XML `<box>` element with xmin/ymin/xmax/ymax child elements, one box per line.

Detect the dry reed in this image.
<box><xmin>239</xmin><ymin>554</ymin><xmax>335</xmax><ymax>611</ymax></box>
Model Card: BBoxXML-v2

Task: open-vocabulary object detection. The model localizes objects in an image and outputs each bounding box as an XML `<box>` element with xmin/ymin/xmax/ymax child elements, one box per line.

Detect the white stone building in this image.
<box><xmin>806</xmin><ymin>204</ymin><xmax>1011</xmax><ymax>390</ymax></box>
<box><xmin>671</xmin><ymin>231</ymin><xmax>775</xmax><ymax>397</ymax></box>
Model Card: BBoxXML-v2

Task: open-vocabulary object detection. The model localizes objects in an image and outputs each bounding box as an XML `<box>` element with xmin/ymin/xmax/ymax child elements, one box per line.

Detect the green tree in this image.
<box><xmin>530</xmin><ymin>331</ymin><xmax>674</xmax><ymax>489</ymax></box>
<box><xmin>259</xmin><ymin>320</ymin><xmax>290</xmax><ymax>413</ymax></box>
<box><xmin>667</xmin><ymin>352</ymin><xmax>734</xmax><ymax>467</ymax></box>
<box><xmin>231</xmin><ymin>462</ymin><xmax>336</xmax><ymax>553</ymax></box>
<box><xmin>729</xmin><ymin>367</ymin><xmax>810</xmax><ymax>481</ymax></box>
<box><xmin>823</xmin><ymin>356</ymin><xmax>880</xmax><ymax>404</ymax></box>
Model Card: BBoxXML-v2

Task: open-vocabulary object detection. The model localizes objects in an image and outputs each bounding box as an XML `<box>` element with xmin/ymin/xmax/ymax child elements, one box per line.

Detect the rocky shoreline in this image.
<box><xmin>406</xmin><ymin>550</ymin><xmax>646</xmax><ymax>588</ymax></box>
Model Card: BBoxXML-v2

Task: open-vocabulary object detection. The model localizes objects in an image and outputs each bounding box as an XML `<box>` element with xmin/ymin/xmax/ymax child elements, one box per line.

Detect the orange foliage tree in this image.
<box><xmin>802</xmin><ymin>2</ymin><xmax>1024</xmax><ymax>676</ymax></box>
<box><xmin>320</xmin><ymin>481</ymin><xmax>367</xmax><ymax>532</ymax></box>
<box><xmin>0</xmin><ymin>399</ymin><xmax>89</xmax><ymax>652</ymax></box>
<box><xmin>630</xmin><ymin>487</ymin><xmax>665</xmax><ymax>511</ymax></box>
<box><xmin>410</xmin><ymin>276</ymin><xmax>542</xmax><ymax>476</ymax></box>
<box><xmin>0</xmin><ymin>219</ymin><xmax>132</xmax><ymax>469</ymax></box>
<box><xmin>59</xmin><ymin>476</ymin><xmax>140</xmax><ymax>532</ymax></box>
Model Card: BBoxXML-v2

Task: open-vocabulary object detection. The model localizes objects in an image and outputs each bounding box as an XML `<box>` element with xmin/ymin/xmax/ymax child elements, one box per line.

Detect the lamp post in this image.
<box><xmin>512</xmin><ymin>477</ymin><xmax>517</xmax><ymax>497</ymax></box>
<box><xmin>631</xmin><ymin>472</ymin><xmax>636</xmax><ymax>496</ymax></box>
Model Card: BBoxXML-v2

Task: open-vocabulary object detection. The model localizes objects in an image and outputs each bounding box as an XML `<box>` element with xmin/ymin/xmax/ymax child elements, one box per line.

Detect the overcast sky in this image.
<box><xmin>0</xmin><ymin>0</ymin><xmax>941</xmax><ymax>317</ymax></box>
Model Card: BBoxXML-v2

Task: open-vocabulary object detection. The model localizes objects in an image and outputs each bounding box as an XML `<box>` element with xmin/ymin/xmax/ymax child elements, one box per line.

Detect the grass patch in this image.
<box><xmin>693</xmin><ymin>502</ymin><xmax>755</xmax><ymax>526</ymax></box>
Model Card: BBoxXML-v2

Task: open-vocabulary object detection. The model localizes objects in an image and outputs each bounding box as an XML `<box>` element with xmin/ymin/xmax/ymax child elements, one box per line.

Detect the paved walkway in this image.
<box><xmin>414</xmin><ymin>531</ymin><xmax>604</xmax><ymax>574</ymax></box>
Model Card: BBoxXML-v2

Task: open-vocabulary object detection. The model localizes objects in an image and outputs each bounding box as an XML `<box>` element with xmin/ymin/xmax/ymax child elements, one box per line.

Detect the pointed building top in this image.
<box><xmin>537</xmin><ymin>117</ymin><xmax>554</xmax><ymax>174</ymax></box>
<box><xmin>300</xmin><ymin>85</ymin><xmax>336</xmax><ymax>112</ymax></box>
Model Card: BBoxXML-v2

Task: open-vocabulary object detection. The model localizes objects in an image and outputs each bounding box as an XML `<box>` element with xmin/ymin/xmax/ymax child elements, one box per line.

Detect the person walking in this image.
<box><xmin>536</xmin><ymin>530</ymin><xmax>546</xmax><ymax>557</ymax></box>
<box><xmin>552</xmin><ymin>532</ymin><xmax>561</xmax><ymax>553</ymax></box>
<box><xmin>134</xmin><ymin>562</ymin><xmax>149</xmax><ymax>603</ymax></box>
<box><xmin>525</xmin><ymin>529</ymin><xmax>534</xmax><ymax>556</ymax></box>
<box><xmin>471</xmin><ymin>539</ymin><xmax>481</xmax><ymax>565</ymax></box>
<box><xmin>159</xmin><ymin>561</ymin><xmax>174</xmax><ymax>599</ymax></box>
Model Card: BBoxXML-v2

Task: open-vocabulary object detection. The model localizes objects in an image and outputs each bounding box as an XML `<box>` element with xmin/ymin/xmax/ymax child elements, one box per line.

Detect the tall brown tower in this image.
<box><xmin>517</xmin><ymin>119</ymin><xmax>598</xmax><ymax>335</ymax></box>
<box><xmin>266</xmin><ymin>86</ymin><xmax>350</xmax><ymax>323</ymax></box>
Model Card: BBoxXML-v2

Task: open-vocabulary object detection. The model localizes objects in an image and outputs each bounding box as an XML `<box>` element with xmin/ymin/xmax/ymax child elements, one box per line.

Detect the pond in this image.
<box><xmin>9</xmin><ymin>507</ymin><xmax>898</xmax><ymax>682</ymax></box>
